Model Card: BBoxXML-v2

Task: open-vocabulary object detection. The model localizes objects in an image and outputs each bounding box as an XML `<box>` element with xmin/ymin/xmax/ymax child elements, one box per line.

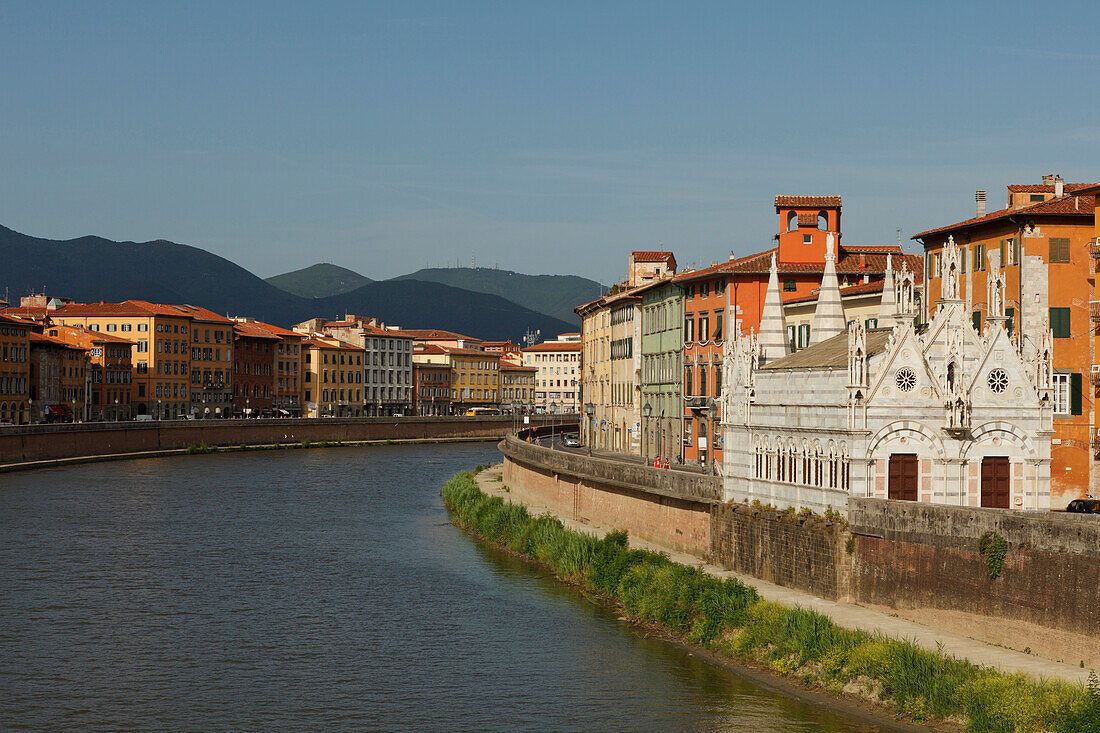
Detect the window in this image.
<box><xmin>797</xmin><ymin>323</ymin><xmax>810</xmax><ymax>348</ymax></box>
<box><xmin>1030</xmin><ymin>194</ymin><xmax>1045</xmax><ymax>203</ymax></box>
<box><xmin>960</xmin><ymin>248</ymin><xmax>966</xmax><ymax>273</ymax></box>
<box><xmin>700</xmin><ymin>282</ymin><xmax>709</xmax><ymax>298</ymax></box>
<box><xmin>698</xmin><ymin>315</ymin><xmax>708</xmax><ymax>340</ymax></box>
<box><xmin>684</xmin><ymin>365</ymin><xmax>693</xmax><ymax>396</ymax></box>
<box><xmin>1050</xmin><ymin>307</ymin><xmax>1071</xmax><ymax>338</ymax></box>
<box><xmin>1006</xmin><ymin>307</ymin><xmax>1015</xmax><ymax>334</ymax></box>
<box><xmin>864</xmin><ymin>318</ymin><xmax>878</xmax><ymax>329</ymax></box>
<box><xmin>1049</xmin><ymin>238</ymin><xmax>1070</xmax><ymax>264</ymax></box>
<box><xmin>713</xmin><ymin>312</ymin><xmax>723</xmax><ymax>340</ymax></box>
<box><xmin>787</xmin><ymin>325</ymin><xmax>796</xmax><ymax>351</ymax></box>
<box><xmin>972</xmin><ymin>311</ymin><xmax>982</xmax><ymax>335</ymax></box>
<box><xmin>684</xmin><ymin>316</ymin><xmax>694</xmax><ymax>342</ymax></box>
<box><xmin>783</xmin><ymin>279</ymin><xmax>797</xmax><ymax>292</ymax></box>
<box><xmin>1052</xmin><ymin>373</ymin><xmax>1071</xmax><ymax>415</ymax></box>
<box><xmin>698</xmin><ymin>364</ymin><xmax>707</xmax><ymax>396</ymax></box>
<box><xmin>803</xmin><ymin>234</ymin><xmax>812</xmax><ymax>245</ymax></box>
<box><xmin>973</xmin><ymin>244</ymin><xmax>985</xmax><ymax>271</ymax></box>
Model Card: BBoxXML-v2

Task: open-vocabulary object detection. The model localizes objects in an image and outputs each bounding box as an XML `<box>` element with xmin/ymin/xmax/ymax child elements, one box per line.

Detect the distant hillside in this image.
<box><xmin>266</xmin><ymin>262</ymin><xmax>372</xmax><ymax>298</ymax></box>
<box><xmin>391</xmin><ymin>267</ymin><xmax>604</xmax><ymax>325</ymax></box>
<box><xmin>0</xmin><ymin>226</ymin><xmax>575</xmax><ymax>341</ymax></box>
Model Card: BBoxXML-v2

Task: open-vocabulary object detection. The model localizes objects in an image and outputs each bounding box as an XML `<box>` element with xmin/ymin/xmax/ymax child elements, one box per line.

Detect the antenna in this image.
<box><xmin>896</xmin><ymin>228</ymin><xmax>901</xmax><ymax>248</ymax></box>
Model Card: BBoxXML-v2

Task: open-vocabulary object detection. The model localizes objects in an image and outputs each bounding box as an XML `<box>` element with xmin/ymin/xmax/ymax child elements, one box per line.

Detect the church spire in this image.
<box><xmin>877</xmin><ymin>253</ymin><xmax>896</xmax><ymax>327</ymax></box>
<box><xmin>758</xmin><ymin>252</ymin><xmax>790</xmax><ymax>363</ymax></box>
<box><xmin>810</xmin><ymin>233</ymin><xmax>846</xmax><ymax>345</ymax></box>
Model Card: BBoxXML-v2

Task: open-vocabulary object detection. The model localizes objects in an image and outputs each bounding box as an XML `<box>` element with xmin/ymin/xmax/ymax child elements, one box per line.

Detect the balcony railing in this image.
<box><xmin>1091</xmin><ymin>301</ymin><xmax>1100</xmax><ymax>323</ymax></box>
<box><xmin>1092</xmin><ymin>368</ymin><xmax>1100</xmax><ymax>387</ymax></box>
<box><xmin>1090</xmin><ymin>238</ymin><xmax>1100</xmax><ymax>259</ymax></box>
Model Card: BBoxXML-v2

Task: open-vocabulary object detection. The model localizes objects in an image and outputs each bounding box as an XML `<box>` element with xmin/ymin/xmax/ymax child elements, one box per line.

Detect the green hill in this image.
<box><xmin>266</xmin><ymin>262</ymin><xmax>372</xmax><ymax>298</ymax></box>
<box><xmin>0</xmin><ymin>226</ymin><xmax>575</xmax><ymax>341</ymax></box>
<box><xmin>391</xmin><ymin>267</ymin><xmax>605</xmax><ymax>325</ymax></box>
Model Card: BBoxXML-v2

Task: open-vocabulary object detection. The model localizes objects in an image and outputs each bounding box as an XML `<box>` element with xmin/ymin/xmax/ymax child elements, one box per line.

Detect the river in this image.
<box><xmin>0</xmin><ymin>443</ymin><xmax>897</xmax><ymax>731</ymax></box>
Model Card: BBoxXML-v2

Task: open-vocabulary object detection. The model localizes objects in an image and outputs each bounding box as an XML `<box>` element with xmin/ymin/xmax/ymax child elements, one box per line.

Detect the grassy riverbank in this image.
<box><xmin>441</xmin><ymin>471</ymin><xmax>1100</xmax><ymax>733</ymax></box>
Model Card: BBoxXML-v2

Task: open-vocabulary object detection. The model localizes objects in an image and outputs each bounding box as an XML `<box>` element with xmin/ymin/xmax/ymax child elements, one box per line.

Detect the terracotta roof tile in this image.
<box><xmin>631</xmin><ymin>250</ymin><xmax>675</xmax><ymax>262</ymax></box>
<box><xmin>399</xmin><ymin>329</ymin><xmax>480</xmax><ymax>341</ymax></box>
<box><xmin>782</xmin><ymin>279</ymin><xmax>886</xmax><ymax>305</ymax></box>
<box><xmin>521</xmin><ymin>341</ymin><xmax>582</xmax><ymax>352</ymax></box>
<box><xmin>774</xmin><ymin>195</ymin><xmax>842</xmax><ymax>208</ymax></box>
<box><xmin>1006</xmin><ymin>183</ymin><xmax>1091</xmax><ymax>193</ymax></box>
<box><xmin>914</xmin><ymin>191</ymin><xmax>1097</xmax><ymax>239</ymax></box>
<box><xmin>233</xmin><ymin>322</ymin><xmax>282</xmax><ymax>340</ymax></box>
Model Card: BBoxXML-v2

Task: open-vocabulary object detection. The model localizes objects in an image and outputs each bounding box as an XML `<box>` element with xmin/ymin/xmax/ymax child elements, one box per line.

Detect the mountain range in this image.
<box><xmin>0</xmin><ymin>225</ymin><xmax>575</xmax><ymax>341</ymax></box>
<box><xmin>266</xmin><ymin>264</ymin><xmax>604</xmax><ymax>325</ymax></box>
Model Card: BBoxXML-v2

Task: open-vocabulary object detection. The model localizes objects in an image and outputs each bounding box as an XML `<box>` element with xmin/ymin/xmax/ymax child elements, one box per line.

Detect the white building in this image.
<box><xmin>722</xmin><ymin>236</ymin><xmax>1052</xmax><ymax>515</ymax></box>
<box><xmin>522</xmin><ymin>334</ymin><xmax>582</xmax><ymax>413</ymax></box>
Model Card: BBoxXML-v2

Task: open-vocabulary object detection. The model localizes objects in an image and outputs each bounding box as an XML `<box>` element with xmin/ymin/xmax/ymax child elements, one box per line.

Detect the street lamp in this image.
<box><xmin>549</xmin><ymin>401</ymin><xmax>558</xmax><ymax>448</ymax></box>
<box><xmin>584</xmin><ymin>402</ymin><xmax>595</xmax><ymax>456</ymax></box>
<box><xmin>642</xmin><ymin>402</ymin><xmax>652</xmax><ymax>463</ymax></box>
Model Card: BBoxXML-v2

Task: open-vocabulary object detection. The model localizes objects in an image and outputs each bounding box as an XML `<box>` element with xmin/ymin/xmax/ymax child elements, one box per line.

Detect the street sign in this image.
<box><xmin>523</xmin><ymin>416</ymin><xmax>530</xmax><ymax>424</ymax></box>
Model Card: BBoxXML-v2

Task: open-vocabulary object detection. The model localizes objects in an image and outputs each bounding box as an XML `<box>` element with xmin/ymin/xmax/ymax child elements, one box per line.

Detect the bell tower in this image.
<box><xmin>775</xmin><ymin>195</ymin><xmax>842</xmax><ymax>265</ymax></box>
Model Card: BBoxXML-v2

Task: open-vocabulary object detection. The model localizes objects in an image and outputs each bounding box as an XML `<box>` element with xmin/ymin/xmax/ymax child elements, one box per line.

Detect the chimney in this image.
<box><xmin>1042</xmin><ymin>174</ymin><xmax>1055</xmax><ymax>185</ymax></box>
<box><xmin>1054</xmin><ymin>175</ymin><xmax>1064</xmax><ymax>197</ymax></box>
<box><xmin>975</xmin><ymin>190</ymin><xmax>987</xmax><ymax>217</ymax></box>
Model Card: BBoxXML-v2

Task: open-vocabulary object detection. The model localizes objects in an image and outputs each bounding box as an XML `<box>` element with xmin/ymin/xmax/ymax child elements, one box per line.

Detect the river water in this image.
<box><xmin>0</xmin><ymin>443</ymin><xmax>897</xmax><ymax>732</ymax></box>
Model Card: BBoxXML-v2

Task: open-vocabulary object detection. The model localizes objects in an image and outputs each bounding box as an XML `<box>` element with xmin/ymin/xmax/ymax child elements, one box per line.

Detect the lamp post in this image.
<box><xmin>642</xmin><ymin>402</ymin><xmax>652</xmax><ymax>463</ymax></box>
<box><xmin>584</xmin><ymin>402</ymin><xmax>595</xmax><ymax>456</ymax></box>
<box><xmin>114</xmin><ymin>397</ymin><xmax>119</xmax><ymax>422</ymax></box>
<box><xmin>549</xmin><ymin>401</ymin><xmax>558</xmax><ymax>448</ymax></box>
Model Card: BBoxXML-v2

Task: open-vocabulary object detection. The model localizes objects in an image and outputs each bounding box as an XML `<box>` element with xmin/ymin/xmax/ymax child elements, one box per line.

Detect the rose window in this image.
<box><xmin>895</xmin><ymin>367</ymin><xmax>916</xmax><ymax>392</ymax></box>
<box><xmin>988</xmin><ymin>368</ymin><xmax>1009</xmax><ymax>394</ymax></box>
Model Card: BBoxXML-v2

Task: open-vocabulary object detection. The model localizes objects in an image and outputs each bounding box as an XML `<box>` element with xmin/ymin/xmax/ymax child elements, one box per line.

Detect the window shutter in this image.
<box><xmin>787</xmin><ymin>325</ymin><xmax>796</xmax><ymax>350</ymax></box>
<box><xmin>1071</xmin><ymin>372</ymin><xmax>1082</xmax><ymax>416</ymax></box>
<box><xmin>972</xmin><ymin>311</ymin><xmax>982</xmax><ymax>334</ymax></box>
<box><xmin>1049</xmin><ymin>238</ymin><xmax>1071</xmax><ymax>264</ymax></box>
<box><xmin>1050</xmin><ymin>307</ymin><xmax>1071</xmax><ymax>338</ymax></box>
<box><xmin>1006</xmin><ymin>307</ymin><xmax>1015</xmax><ymax>334</ymax></box>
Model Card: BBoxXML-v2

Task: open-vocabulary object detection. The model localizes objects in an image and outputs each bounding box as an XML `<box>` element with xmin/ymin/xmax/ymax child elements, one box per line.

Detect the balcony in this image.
<box><xmin>1092</xmin><ymin>368</ymin><xmax>1100</xmax><ymax>387</ymax></box>
<box><xmin>1090</xmin><ymin>238</ymin><xmax>1100</xmax><ymax>259</ymax></box>
<box><xmin>1091</xmin><ymin>301</ymin><xmax>1100</xmax><ymax>323</ymax></box>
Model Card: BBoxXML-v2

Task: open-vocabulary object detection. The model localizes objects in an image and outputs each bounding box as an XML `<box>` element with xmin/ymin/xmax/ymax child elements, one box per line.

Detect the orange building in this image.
<box><xmin>177</xmin><ymin>305</ymin><xmax>234</xmax><ymax>418</ymax></box>
<box><xmin>49</xmin><ymin>301</ymin><xmax>193</xmax><ymax>419</ymax></box>
<box><xmin>674</xmin><ymin>196</ymin><xmax>920</xmax><ymax>465</ymax></box>
<box><xmin>45</xmin><ymin>325</ymin><xmax>134</xmax><ymax>421</ymax></box>
<box><xmin>0</xmin><ymin>315</ymin><xmax>32</xmax><ymax>424</ymax></box>
<box><xmin>914</xmin><ymin>176</ymin><xmax>1097</xmax><ymax>502</ymax></box>
<box><xmin>27</xmin><ymin>332</ymin><xmax>88</xmax><ymax>422</ymax></box>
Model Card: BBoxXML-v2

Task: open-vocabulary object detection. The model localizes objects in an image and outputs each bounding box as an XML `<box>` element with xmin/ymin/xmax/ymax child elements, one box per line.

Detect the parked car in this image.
<box><xmin>1065</xmin><ymin>499</ymin><xmax>1100</xmax><ymax>514</ymax></box>
<box><xmin>561</xmin><ymin>434</ymin><xmax>580</xmax><ymax>448</ymax></box>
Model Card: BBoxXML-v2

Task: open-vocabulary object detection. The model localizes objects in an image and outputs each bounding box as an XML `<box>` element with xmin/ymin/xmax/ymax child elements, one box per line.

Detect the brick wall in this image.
<box><xmin>711</xmin><ymin>504</ymin><xmax>851</xmax><ymax>601</ymax></box>
<box><xmin>850</xmin><ymin>497</ymin><xmax>1100</xmax><ymax>637</ymax></box>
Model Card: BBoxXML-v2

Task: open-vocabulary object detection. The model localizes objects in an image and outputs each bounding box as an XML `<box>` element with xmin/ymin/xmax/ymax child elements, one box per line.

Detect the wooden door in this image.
<box><xmin>981</xmin><ymin>457</ymin><xmax>1011</xmax><ymax>509</ymax></box>
<box><xmin>888</xmin><ymin>454</ymin><xmax>918</xmax><ymax>501</ymax></box>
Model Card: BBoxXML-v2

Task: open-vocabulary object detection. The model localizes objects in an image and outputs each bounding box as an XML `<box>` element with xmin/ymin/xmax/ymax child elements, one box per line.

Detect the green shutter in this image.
<box><xmin>972</xmin><ymin>311</ymin><xmax>982</xmax><ymax>334</ymax></box>
<box><xmin>1071</xmin><ymin>372</ymin><xmax>1083</xmax><ymax>416</ymax></box>
<box><xmin>1006</xmin><ymin>307</ymin><xmax>1015</xmax><ymax>334</ymax></box>
<box><xmin>1050</xmin><ymin>307</ymin><xmax>1071</xmax><ymax>338</ymax></box>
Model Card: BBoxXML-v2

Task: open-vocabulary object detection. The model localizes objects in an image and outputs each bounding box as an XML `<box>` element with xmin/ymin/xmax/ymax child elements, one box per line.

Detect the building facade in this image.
<box><xmin>181</xmin><ymin>306</ymin><xmax>234</xmax><ymax>418</ymax></box>
<box><xmin>723</xmin><ymin>237</ymin><xmax>1052</xmax><ymax>515</ymax></box>
<box><xmin>232</xmin><ymin>321</ymin><xmax>279</xmax><ymax>416</ymax></box>
<box><xmin>446</xmin><ymin>348</ymin><xmax>499</xmax><ymax>412</ymax></box>
<box><xmin>28</xmin><ymin>332</ymin><xmax>87</xmax><ymax>422</ymax></box>
<box><xmin>412</xmin><ymin>359</ymin><xmax>452</xmax><ymax>416</ymax></box>
<box><xmin>300</xmin><ymin>336</ymin><xmax>364</xmax><ymax>417</ymax></box>
<box><xmin>578</xmin><ymin>287</ymin><xmax>642</xmax><ymax>454</ymax></box>
<box><xmin>46</xmin><ymin>325</ymin><xmax>133</xmax><ymax>421</ymax></box>
<box><xmin>0</xmin><ymin>314</ymin><xmax>30</xmax><ymax>424</ymax></box>
<box><xmin>640</xmin><ymin>278</ymin><xmax>684</xmax><ymax>462</ymax></box>
<box><xmin>521</xmin><ymin>337</ymin><xmax>582</xmax><ymax>414</ymax></box>
<box><xmin>500</xmin><ymin>363</ymin><xmax>537</xmax><ymax>411</ymax></box>
<box><xmin>50</xmin><ymin>301</ymin><xmax>193</xmax><ymax>419</ymax></box>
<box><xmin>913</xmin><ymin>175</ymin><xmax>1095</xmax><ymax>503</ymax></box>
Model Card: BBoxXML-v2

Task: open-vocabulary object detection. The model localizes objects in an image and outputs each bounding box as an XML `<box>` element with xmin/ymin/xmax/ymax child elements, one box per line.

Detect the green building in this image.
<box><xmin>639</xmin><ymin>279</ymin><xmax>684</xmax><ymax>462</ymax></box>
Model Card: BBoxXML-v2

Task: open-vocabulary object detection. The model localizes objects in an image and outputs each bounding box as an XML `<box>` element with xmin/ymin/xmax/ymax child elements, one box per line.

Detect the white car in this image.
<box><xmin>561</xmin><ymin>435</ymin><xmax>580</xmax><ymax>448</ymax></box>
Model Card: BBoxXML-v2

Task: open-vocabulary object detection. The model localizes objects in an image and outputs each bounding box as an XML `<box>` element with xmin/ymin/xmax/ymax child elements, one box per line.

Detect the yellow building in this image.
<box><xmin>300</xmin><ymin>336</ymin><xmax>364</xmax><ymax>417</ymax></box>
<box><xmin>51</xmin><ymin>300</ymin><xmax>193</xmax><ymax>419</ymax></box>
<box><xmin>500</xmin><ymin>363</ymin><xmax>537</xmax><ymax>411</ymax></box>
<box><xmin>444</xmin><ymin>347</ymin><xmax>499</xmax><ymax>411</ymax></box>
<box><xmin>0</xmin><ymin>314</ymin><xmax>31</xmax><ymax>424</ymax></box>
<box><xmin>577</xmin><ymin>286</ymin><xmax>643</xmax><ymax>453</ymax></box>
<box><xmin>178</xmin><ymin>305</ymin><xmax>234</xmax><ymax>418</ymax></box>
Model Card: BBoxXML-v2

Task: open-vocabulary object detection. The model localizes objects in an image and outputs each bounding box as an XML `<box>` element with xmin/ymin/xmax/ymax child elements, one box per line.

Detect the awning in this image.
<box><xmin>278</xmin><ymin>409</ymin><xmax>290</xmax><ymax>416</ymax></box>
<box><xmin>47</xmin><ymin>404</ymin><xmax>71</xmax><ymax>417</ymax></box>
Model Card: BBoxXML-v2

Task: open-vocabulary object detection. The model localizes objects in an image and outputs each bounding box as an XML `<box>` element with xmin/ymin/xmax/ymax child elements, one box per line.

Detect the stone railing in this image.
<box><xmin>500</xmin><ymin>434</ymin><xmax>722</xmax><ymax>504</ymax></box>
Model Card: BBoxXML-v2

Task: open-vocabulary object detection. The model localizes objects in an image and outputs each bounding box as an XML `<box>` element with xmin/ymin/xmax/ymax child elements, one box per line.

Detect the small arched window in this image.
<box><xmin>818</xmin><ymin>211</ymin><xmax>828</xmax><ymax>230</ymax></box>
<box><xmin>787</xmin><ymin>211</ymin><xmax>798</xmax><ymax>232</ymax></box>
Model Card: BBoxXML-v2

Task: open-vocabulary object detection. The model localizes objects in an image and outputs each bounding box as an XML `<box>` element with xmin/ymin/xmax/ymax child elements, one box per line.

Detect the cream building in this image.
<box><xmin>577</xmin><ymin>287</ymin><xmax>643</xmax><ymax>454</ymax></box>
<box><xmin>521</xmin><ymin>336</ymin><xmax>581</xmax><ymax>414</ymax></box>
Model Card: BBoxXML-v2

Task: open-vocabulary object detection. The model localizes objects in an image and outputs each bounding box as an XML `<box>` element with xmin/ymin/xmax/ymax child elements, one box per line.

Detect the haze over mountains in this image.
<box><xmin>267</xmin><ymin>263</ymin><xmax>606</xmax><ymax>325</ymax></box>
<box><xmin>0</xmin><ymin>225</ymin><xmax>575</xmax><ymax>341</ymax></box>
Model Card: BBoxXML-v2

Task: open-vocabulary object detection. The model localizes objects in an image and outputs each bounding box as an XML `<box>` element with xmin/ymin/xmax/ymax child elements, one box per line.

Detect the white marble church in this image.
<box><xmin>721</xmin><ymin>235</ymin><xmax>1052</xmax><ymax>515</ymax></box>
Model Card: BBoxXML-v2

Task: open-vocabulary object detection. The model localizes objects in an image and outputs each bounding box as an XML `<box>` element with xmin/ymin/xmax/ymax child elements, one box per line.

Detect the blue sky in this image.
<box><xmin>2</xmin><ymin>1</ymin><xmax>1097</xmax><ymax>284</ymax></box>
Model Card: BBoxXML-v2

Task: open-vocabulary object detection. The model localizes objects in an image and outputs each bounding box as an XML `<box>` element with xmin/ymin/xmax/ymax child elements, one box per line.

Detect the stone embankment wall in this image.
<box><xmin>0</xmin><ymin>416</ymin><xmax>551</xmax><ymax>468</ymax></box>
<box><xmin>501</xmin><ymin>440</ymin><xmax>1100</xmax><ymax>636</ymax></box>
<box><xmin>849</xmin><ymin>498</ymin><xmax>1100</xmax><ymax>637</ymax></box>
<box><xmin>711</xmin><ymin>504</ymin><xmax>852</xmax><ymax>601</ymax></box>
<box><xmin>500</xmin><ymin>436</ymin><xmax>717</xmax><ymax>555</ymax></box>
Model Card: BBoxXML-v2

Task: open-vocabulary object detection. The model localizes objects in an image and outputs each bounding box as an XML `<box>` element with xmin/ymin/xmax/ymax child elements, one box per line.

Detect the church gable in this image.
<box><xmin>964</xmin><ymin>324</ymin><xmax>1041</xmax><ymax>410</ymax></box>
<box><xmin>866</xmin><ymin>324</ymin><xmax>943</xmax><ymax>406</ymax></box>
